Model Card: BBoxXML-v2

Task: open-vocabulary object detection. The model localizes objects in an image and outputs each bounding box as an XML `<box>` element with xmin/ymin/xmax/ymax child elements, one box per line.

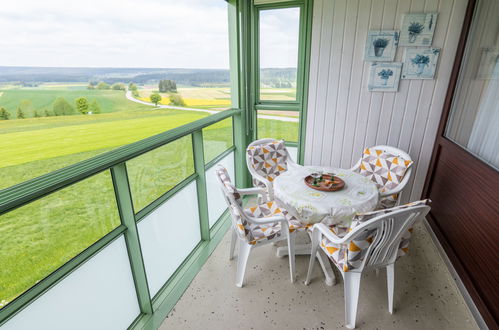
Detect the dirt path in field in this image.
<box><xmin>125</xmin><ymin>91</ymin><xmax>218</xmax><ymax>114</ymax></box>
<box><xmin>125</xmin><ymin>91</ymin><xmax>298</xmax><ymax>122</ymax></box>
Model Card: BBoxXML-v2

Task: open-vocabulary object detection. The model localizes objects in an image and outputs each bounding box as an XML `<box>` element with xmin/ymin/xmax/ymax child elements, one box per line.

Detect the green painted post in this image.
<box><xmin>191</xmin><ymin>131</ymin><xmax>210</xmax><ymax>241</ymax></box>
<box><xmin>111</xmin><ymin>163</ymin><xmax>153</xmax><ymax>315</ymax></box>
<box><xmin>298</xmin><ymin>0</ymin><xmax>314</xmax><ymax>165</ymax></box>
<box><xmin>229</xmin><ymin>0</ymin><xmax>252</xmax><ymax>189</ymax></box>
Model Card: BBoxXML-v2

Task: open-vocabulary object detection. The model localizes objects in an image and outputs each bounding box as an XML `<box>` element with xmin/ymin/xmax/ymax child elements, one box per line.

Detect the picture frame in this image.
<box><xmin>477</xmin><ymin>48</ymin><xmax>499</xmax><ymax>79</ymax></box>
<box><xmin>399</xmin><ymin>12</ymin><xmax>438</xmax><ymax>46</ymax></box>
<box><xmin>402</xmin><ymin>48</ymin><xmax>440</xmax><ymax>79</ymax></box>
<box><xmin>364</xmin><ymin>30</ymin><xmax>399</xmax><ymax>62</ymax></box>
<box><xmin>368</xmin><ymin>62</ymin><xmax>402</xmax><ymax>92</ymax></box>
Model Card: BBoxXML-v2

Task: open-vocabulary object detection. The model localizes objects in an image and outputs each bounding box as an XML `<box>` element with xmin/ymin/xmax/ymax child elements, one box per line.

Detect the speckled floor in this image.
<box><xmin>160</xmin><ymin>222</ymin><xmax>479</xmax><ymax>330</ymax></box>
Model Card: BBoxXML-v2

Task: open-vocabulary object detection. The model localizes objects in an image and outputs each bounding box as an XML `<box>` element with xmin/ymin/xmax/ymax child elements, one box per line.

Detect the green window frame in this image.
<box><xmin>249</xmin><ymin>0</ymin><xmax>313</xmax><ymax>163</ymax></box>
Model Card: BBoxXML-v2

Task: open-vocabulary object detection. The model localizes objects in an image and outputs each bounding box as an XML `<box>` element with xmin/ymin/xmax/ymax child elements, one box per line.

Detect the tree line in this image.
<box><xmin>0</xmin><ymin>97</ymin><xmax>102</xmax><ymax>120</ymax></box>
<box><xmin>87</xmin><ymin>81</ymin><xmax>126</xmax><ymax>91</ymax></box>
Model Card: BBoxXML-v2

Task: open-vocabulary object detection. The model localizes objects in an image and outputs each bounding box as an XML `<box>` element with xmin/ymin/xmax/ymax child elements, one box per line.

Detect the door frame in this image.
<box><xmin>422</xmin><ymin>0</ymin><xmax>498</xmax><ymax>327</ymax></box>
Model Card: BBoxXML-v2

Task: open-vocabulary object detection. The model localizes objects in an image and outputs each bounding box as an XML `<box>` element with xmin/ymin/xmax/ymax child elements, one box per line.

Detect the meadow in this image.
<box><xmin>0</xmin><ymin>84</ymin><xmax>299</xmax><ymax>306</ymax></box>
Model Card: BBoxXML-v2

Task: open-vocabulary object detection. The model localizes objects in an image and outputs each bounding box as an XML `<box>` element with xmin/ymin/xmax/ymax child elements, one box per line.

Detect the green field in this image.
<box><xmin>0</xmin><ymin>88</ymin><xmax>147</xmax><ymax>117</ymax></box>
<box><xmin>0</xmin><ymin>85</ymin><xmax>299</xmax><ymax>307</ymax></box>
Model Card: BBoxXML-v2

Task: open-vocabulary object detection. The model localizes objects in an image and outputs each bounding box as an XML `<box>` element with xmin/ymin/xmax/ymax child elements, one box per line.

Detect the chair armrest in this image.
<box><xmin>238</xmin><ymin>187</ymin><xmax>267</xmax><ymax>196</ymax></box>
<box><xmin>312</xmin><ymin>223</ymin><xmax>348</xmax><ymax>245</ymax></box>
<box><xmin>247</xmin><ymin>215</ymin><xmax>288</xmax><ymax>226</ymax></box>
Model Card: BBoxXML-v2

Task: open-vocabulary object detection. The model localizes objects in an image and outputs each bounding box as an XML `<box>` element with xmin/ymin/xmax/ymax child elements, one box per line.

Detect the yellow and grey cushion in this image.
<box><xmin>319</xmin><ymin>200</ymin><xmax>430</xmax><ymax>271</ymax></box>
<box><xmin>357</xmin><ymin>148</ymin><xmax>413</xmax><ymax>205</ymax></box>
<box><xmin>244</xmin><ymin>201</ymin><xmax>308</xmax><ymax>237</ymax></box>
<box><xmin>320</xmin><ymin>226</ymin><xmax>374</xmax><ymax>272</ymax></box>
<box><xmin>247</xmin><ymin>140</ymin><xmax>289</xmax><ymax>184</ymax></box>
<box><xmin>215</xmin><ymin>166</ymin><xmax>242</xmax><ymax>206</ymax></box>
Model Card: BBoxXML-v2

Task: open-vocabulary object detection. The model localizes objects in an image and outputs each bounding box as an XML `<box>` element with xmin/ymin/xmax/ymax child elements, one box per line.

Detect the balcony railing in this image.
<box><xmin>0</xmin><ymin>109</ymin><xmax>242</xmax><ymax>329</ymax></box>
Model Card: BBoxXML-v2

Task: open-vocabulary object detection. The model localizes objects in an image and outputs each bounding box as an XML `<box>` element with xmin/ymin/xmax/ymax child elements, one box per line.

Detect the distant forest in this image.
<box><xmin>0</xmin><ymin>67</ymin><xmax>297</xmax><ymax>88</ymax></box>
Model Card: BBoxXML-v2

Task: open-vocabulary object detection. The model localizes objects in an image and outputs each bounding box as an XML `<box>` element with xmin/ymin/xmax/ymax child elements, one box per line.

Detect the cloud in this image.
<box><xmin>0</xmin><ymin>0</ymin><xmax>230</xmax><ymax>68</ymax></box>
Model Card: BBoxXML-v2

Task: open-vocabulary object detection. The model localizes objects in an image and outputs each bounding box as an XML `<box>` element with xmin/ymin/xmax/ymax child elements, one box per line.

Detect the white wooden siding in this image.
<box><xmin>304</xmin><ymin>0</ymin><xmax>469</xmax><ymax>202</ymax></box>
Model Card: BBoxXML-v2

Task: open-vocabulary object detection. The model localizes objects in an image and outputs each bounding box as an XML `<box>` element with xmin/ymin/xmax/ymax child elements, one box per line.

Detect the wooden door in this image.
<box><xmin>423</xmin><ymin>0</ymin><xmax>499</xmax><ymax>328</ymax></box>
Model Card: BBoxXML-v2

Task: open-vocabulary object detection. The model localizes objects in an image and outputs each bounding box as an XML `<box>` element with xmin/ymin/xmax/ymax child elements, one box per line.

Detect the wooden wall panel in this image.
<box><xmin>304</xmin><ymin>0</ymin><xmax>469</xmax><ymax>202</ymax></box>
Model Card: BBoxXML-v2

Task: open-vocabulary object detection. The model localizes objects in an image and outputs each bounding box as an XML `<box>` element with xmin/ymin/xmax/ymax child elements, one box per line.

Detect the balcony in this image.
<box><xmin>0</xmin><ymin>0</ymin><xmax>496</xmax><ymax>329</ymax></box>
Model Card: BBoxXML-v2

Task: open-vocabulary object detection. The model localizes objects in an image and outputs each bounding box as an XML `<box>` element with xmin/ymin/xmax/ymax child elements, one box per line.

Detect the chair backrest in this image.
<box><xmin>215</xmin><ymin>165</ymin><xmax>256</xmax><ymax>243</ymax></box>
<box><xmin>246</xmin><ymin>139</ymin><xmax>295</xmax><ymax>185</ymax></box>
<box><xmin>342</xmin><ymin>204</ymin><xmax>430</xmax><ymax>272</ymax></box>
<box><xmin>355</xmin><ymin>145</ymin><xmax>414</xmax><ymax>196</ymax></box>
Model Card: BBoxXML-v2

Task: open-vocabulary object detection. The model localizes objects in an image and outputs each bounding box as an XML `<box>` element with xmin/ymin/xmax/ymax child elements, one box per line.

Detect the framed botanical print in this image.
<box><xmin>364</xmin><ymin>30</ymin><xmax>399</xmax><ymax>61</ymax></box>
<box><xmin>399</xmin><ymin>12</ymin><xmax>438</xmax><ymax>46</ymax></box>
<box><xmin>402</xmin><ymin>48</ymin><xmax>441</xmax><ymax>79</ymax></box>
<box><xmin>368</xmin><ymin>62</ymin><xmax>402</xmax><ymax>92</ymax></box>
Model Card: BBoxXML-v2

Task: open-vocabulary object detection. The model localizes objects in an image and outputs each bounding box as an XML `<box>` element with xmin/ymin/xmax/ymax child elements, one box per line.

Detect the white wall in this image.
<box><xmin>304</xmin><ymin>0</ymin><xmax>469</xmax><ymax>202</ymax></box>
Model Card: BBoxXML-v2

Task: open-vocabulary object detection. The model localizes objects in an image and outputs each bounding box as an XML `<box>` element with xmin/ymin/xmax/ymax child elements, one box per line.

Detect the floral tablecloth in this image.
<box><xmin>273</xmin><ymin>164</ymin><xmax>379</xmax><ymax>226</ymax></box>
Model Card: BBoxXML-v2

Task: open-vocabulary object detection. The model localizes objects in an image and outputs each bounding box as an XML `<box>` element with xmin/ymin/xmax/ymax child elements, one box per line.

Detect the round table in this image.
<box><xmin>273</xmin><ymin>164</ymin><xmax>379</xmax><ymax>226</ymax></box>
<box><xmin>272</xmin><ymin>164</ymin><xmax>379</xmax><ymax>286</ymax></box>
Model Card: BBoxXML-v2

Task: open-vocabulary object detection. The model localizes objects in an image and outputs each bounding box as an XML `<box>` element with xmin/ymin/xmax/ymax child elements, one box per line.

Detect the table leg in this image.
<box><xmin>276</xmin><ymin>243</ymin><xmax>336</xmax><ymax>286</ymax></box>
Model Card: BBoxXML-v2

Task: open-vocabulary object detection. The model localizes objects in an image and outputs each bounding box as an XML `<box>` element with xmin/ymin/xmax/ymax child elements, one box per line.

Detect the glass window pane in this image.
<box><xmin>0</xmin><ymin>1</ymin><xmax>230</xmax><ymax>189</ymax></box>
<box><xmin>127</xmin><ymin>136</ymin><xmax>194</xmax><ymax>212</ymax></box>
<box><xmin>259</xmin><ymin>7</ymin><xmax>300</xmax><ymax>101</ymax></box>
<box><xmin>0</xmin><ymin>171</ymin><xmax>120</xmax><ymax>307</ymax></box>
<box><xmin>444</xmin><ymin>0</ymin><xmax>499</xmax><ymax>170</ymax></box>
<box><xmin>203</xmin><ymin>118</ymin><xmax>233</xmax><ymax>164</ymax></box>
<box><xmin>257</xmin><ymin>110</ymin><xmax>299</xmax><ymax>142</ymax></box>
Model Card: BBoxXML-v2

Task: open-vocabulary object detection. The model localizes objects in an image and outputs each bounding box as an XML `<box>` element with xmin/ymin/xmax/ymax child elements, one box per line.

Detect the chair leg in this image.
<box><xmin>343</xmin><ymin>272</ymin><xmax>362</xmax><ymax>329</ymax></box>
<box><xmin>229</xmin><ymin>229</ymin><xmax>237</xmax><ymax>260</ymax></box>
<box><xmin>386</xmin><ymin>263</ymin><xmax>395</xmax><ymax>314</ymax></box>
<box><xmin>235</xmin><ymin>240</ymin><xmax>252</xmax><ymax>288</ymax></box>
<box><xmin>286</xmin><ymin>231</ymin><xmax>296</xmax><ymax>283</ymax></box>
<box><xmin>305</xmin><ymin>229</ymin><xmax>320</xmax><ymax>285</ymax></box>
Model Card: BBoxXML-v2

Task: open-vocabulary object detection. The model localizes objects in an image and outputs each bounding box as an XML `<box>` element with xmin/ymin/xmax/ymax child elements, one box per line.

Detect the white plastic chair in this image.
<box><xmin>215</xmin><ymin>165</ymin><xmax>301</xmax><ymax>287</ymax></box>
<box><xmin>350</xmin><ymin>145</ymin><xmax>413</xmax><ymax>207</ymax></box>
<box><xmin>305</xmin><ymin>204</ymin><xmax>430</xmax><ymax>329</ymax></box>
<box><xmin>246</xmin><ymin>138</ymin><xmax>297</xmax><ymax>201</ymax></box>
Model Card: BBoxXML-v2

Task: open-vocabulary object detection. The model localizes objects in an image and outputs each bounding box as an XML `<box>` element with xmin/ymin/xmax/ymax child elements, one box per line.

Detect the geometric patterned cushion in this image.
<box><xmin>244</xmin><ymin>201</ymin><xmax>308</xmax><ymax>238</ymax></box>
<box><xmin>358</xmin><ymin>147</ymin><xmax>413</xmax><ymax>193</ymax></box>
<box><xmin>247</xmin><ymin>140</ymin><xmax>288</xmax><ymax>183</ymax></box>
<box><xmin>215</xmin><ymin>165</ymin><xmax>242</xmax><ymax>207</ymax></box>
<box><xmin>378</xmin><ymin>194</ymin><xmax>399</xmax><ymax>209</ymax></box>
<box><xmin>320</xmin><ymin>226</ymin><xmax>374</xmax><ymax>272</ymax></box>
<box><xmin>320</xmin><ymin>199</ymin><xmax>431</xmax><ymax>271</ymax></box>
<box><xmin>229</xmin><ymin>200</ymin><xmax>309</xmax><ymax>245</ymax></box>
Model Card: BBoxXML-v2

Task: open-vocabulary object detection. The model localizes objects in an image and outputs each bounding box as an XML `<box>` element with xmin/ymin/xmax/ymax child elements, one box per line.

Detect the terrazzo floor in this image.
<box><xmin>160</xmin><ymin>222</ymin><xmax>479</xmax><ymax>330</ymax></box>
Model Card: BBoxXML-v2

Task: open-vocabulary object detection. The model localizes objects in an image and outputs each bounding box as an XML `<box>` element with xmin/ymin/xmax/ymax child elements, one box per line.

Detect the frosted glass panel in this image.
<box><xmin>2</xmin><ymin>237</ymin><xmax>140</xmax><ymax>330</ymax></box>
<box><xmin>206</xmin><ymin>152</ymin><xmax>234</xmax><ymax>227</ymax></box>
<box><xmin>287</xmin><ymin>146</ymin><xmax>298</xmax><ymax>163</ymax></box>
<box><xmin>138</xmin><ymin>181</ymin><xmax>201</xmax><ymax>296</ymax></box>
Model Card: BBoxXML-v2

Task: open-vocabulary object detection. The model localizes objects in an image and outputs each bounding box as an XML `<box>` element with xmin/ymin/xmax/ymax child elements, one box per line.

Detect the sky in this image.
<box><xmin>0</xmin><ymin>0</ymin><xmax>299</xmax><ymax>69</ymax></box>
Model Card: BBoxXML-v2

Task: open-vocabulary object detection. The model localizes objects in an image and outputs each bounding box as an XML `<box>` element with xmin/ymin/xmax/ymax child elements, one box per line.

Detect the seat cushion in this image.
<box><xmin>377</xmin><ymin>194</ymin><xmax>398</xmax><ymax>209</ymax></box>
<box><xmin>358</xmin><ymin>147</ymin><xmax>413</xmax><ymax>194</ymax></box>
<box><xmin>244</xmin><ymin>200</ymin><xmax>308</xmax><ymax>234</ymax></box>
<box><xmin>320</xmin><ymin>226</ymin><xmax>374</xmax><ymax>272</ymax></box>
<box><xmin>320</xmin><ymin>199</ymin><xmax>430</xmax><ymax>271</ymax></box>
<box><xmin>247</xmin><ymin>140</ymin><xmax>288</xmax><ymax>183</ymax></box>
